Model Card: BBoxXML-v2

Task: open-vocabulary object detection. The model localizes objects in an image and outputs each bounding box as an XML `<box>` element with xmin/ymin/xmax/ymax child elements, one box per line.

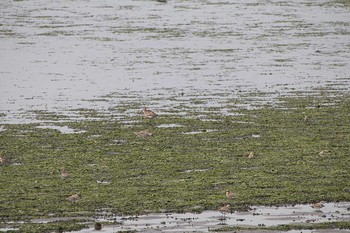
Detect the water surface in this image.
<box><xmin>0</xmin><ymin>0</ymin><xmax>349</xmax><ymax>122</ymax></box>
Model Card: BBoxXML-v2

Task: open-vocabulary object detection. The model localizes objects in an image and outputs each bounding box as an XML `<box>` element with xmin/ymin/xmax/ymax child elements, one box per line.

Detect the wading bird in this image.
<box><xmin>226</xmin><ymin>190</ymin><xmax>235</xmax><ymax>199</ymax></box>
<box><xmin>60</xmin><ymin>167</ymin><xmax>70</xmax><ymax>179</ymax></box>
<box><xmin>248</xmin><ymin>151</ymin><xmax>254</xmax><ymax>159</ymax></box>
<box><xmin>143</xmin><ymin>108</ymin><xmax>157</xmax><ymax>120</ymax></box>
<box><xmin>311</xmin><ymin>201</ymin><xmax>325</xmax><ymax>209</ymax></box>
<box><xmin>218</xmin><ymin>204</ymin><xmax>230</xmax><ymax>213</ymax></box>
<box><xmin>66</xmin><ymin>194</ymin><xmax>80</xmax><ymax>202</ymax></box>
<box><xmin>0</xmin><ymin>156</ymin><xmax>8</xmax><ymax>165</ymax></box>
<box><xmin>218</xmin><ymin>204</ymin><xmax>231</xmax><ymax>222</ymax></box>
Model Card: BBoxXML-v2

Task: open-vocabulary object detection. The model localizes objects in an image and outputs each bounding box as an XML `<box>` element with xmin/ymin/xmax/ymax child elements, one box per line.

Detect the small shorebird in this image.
<box><xmin>319</xmin><ymin>150</ymin><xmax>329</xmax><ymax>157</ymax></box>
<box><xmin>248</xmin><ymin>151</ymin><xmax>254</xmax><ymax>159</ymax></box>
<box><xmin>143</xmin><ymin>108</ymin><xmax>157</xmax><ymax>120</ymax></box>
<box><xmin>134</xmin><ymin>130</ymin><xmax>153</xmax><ymax>137</ymax></box>
<box><xmin>66</xmin><ymin>193</ymin><xmax>80</xmax><ymax>202</ymax></box>
<box><xmin>218</xmin><ymin>204</ymin><xmax>231</xmax><ymax>213</ymax></box>
<box><xmin>226</xmin><ymin>190</ymin><xmax>235</xmax><ymax>199</ymax></box>
<box><xmin>60</xmin><ymin>167</ymin><xmax>70</xmax><ymax>179</ymax></box>
<box><xmin>0</xmin><ymin>156</ymin><xmax>8</xmax><ymax>165</ymax></box>
<box><xmin>311</xmin><ymin>201</ymin><xmax>325</xmax><ymax>209</ymax></box>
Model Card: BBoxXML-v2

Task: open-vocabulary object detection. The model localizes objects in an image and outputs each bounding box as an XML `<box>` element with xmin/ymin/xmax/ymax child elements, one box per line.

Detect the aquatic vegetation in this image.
<box><xmin>0</xmin><ymin>94</ymin><xmax>349</xmax><ymax>231</ymax></box>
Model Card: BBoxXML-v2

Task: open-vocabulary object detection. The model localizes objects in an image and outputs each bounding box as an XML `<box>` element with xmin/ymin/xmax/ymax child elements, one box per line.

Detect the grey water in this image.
<box><xmin>69</xmin><ymin>202</ymin><xmax>350</xmax><ymax>232</ymax></box>
<box><xmin>20</xmin><ymin>202</ymin><xmax>350</xmax><ymax>232</ymax></box>
<box><xmin>1</xmin><ymin>0</ymin><xmax>350</xmax><ymax>123</ymax></box>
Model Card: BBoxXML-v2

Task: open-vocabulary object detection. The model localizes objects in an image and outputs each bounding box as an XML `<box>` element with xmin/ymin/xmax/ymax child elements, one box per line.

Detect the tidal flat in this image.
<box><xmin>0</xmin><ymin>93</ymin><xmax>349</xmax><ymax>232</ymax></box>
<box><xmin>1</xmin><ymin>0</ymin><xmax>350</xmax><ymax>231</ymax></box>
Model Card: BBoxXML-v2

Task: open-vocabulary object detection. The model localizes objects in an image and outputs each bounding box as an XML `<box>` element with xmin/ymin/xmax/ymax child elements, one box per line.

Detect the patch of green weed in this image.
<box><xmin>0</xmin><ymin>94</ymin><xmax>349</xmax><ymax>231</ymax></box>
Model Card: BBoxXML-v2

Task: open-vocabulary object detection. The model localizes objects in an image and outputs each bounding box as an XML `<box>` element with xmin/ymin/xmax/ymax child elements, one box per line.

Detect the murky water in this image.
<box><xmin>3</xmin><ymin>203</ymin><xmax>347</xmax><ymax>232</ymax></box>
<box><xmin>70</xmin><ymin>202</ymin><xmax>350</xmax><ymax>232</ymax></box>
<box><xmin>1</xmin><ymin>0</ymin><xmax>350</xmax><ymax>123</ymax></box>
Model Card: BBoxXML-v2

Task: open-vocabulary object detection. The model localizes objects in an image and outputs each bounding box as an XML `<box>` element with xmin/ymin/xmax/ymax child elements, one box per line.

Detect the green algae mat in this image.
<box><xmin>0</xmin><ymin>94</ymin><xmax>349</xmax><ymax>232</ymax></box>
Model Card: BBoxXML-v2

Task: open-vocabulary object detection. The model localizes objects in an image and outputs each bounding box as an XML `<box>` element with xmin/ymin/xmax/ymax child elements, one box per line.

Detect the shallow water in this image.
<box><xmin>1</xmin><ymin>0</ymin><xmax>350</xmax><ymax>123</ymax></box>
<box><xmin>66</xmin><ymin>202</ymin><xmax>350</xmax><ymax>232</ymax></box>
<box><xmin>36</xmin><ymin>124</ymin><xmax>86</xmax><ymax>133</ymax></box>
<box><xmin>9</xmin><ymin>203</ymin><xmax>349</xmax><ymax>232</ymax></box>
